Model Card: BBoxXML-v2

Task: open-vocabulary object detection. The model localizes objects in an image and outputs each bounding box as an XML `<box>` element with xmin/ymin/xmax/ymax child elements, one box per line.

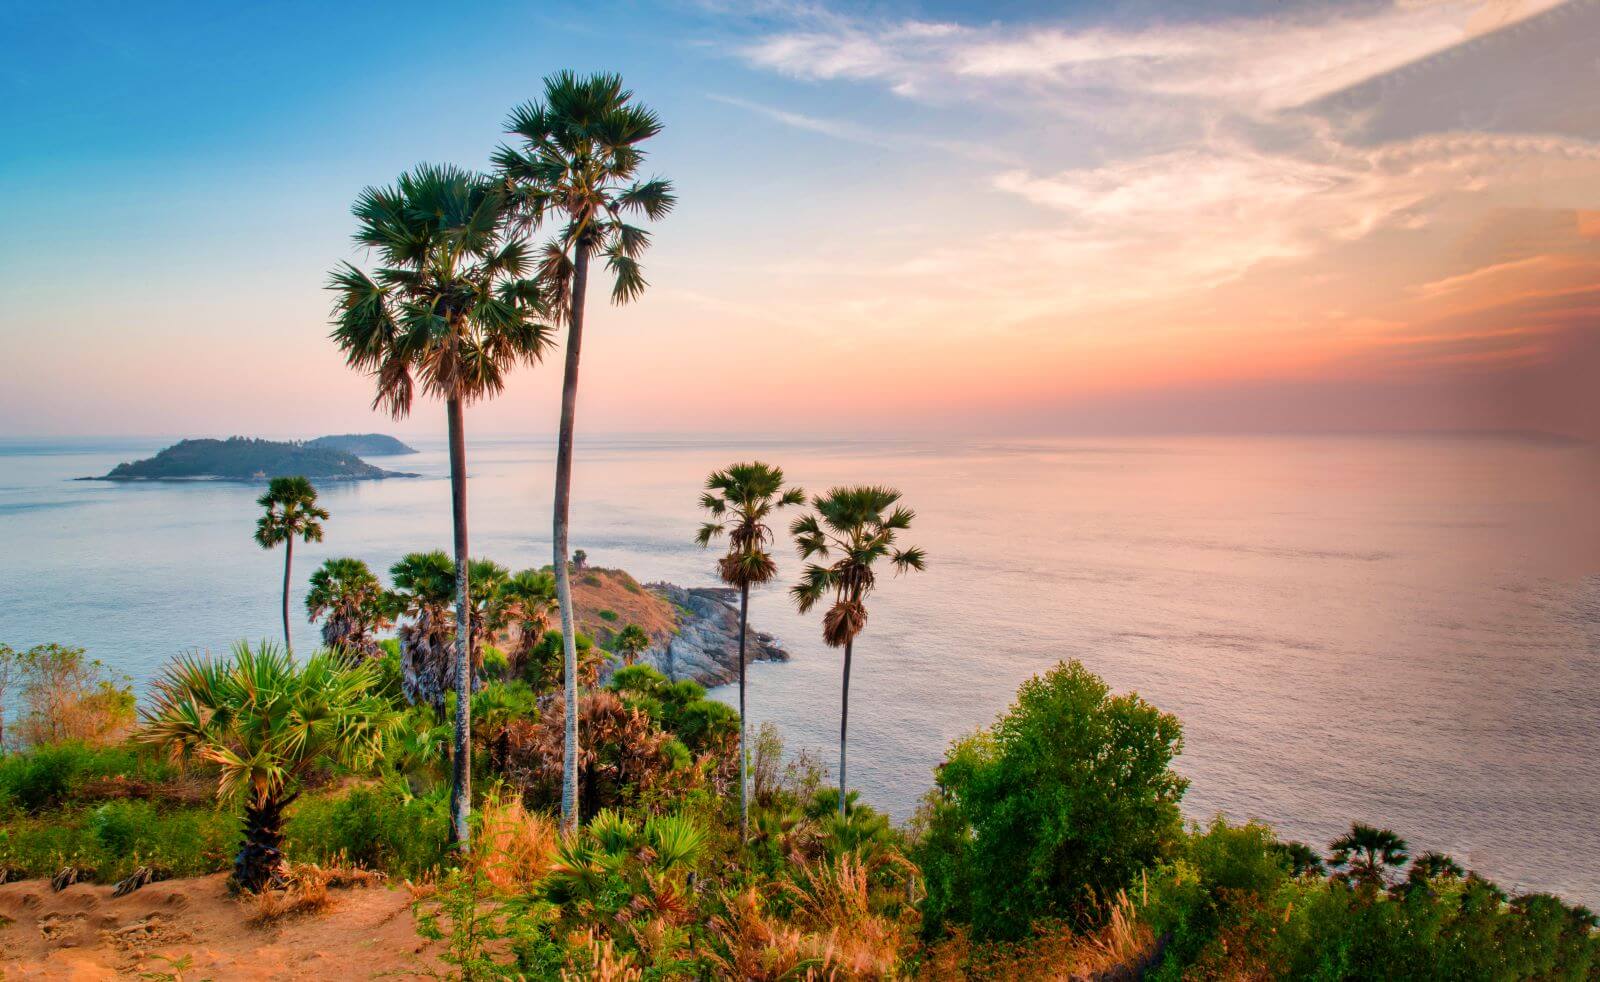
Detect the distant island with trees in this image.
<box><xmin>304</xmin><ymin>433</ymin><xmax>417</xmax><ymax>456</ymax></box>
<box><xmin>86</xmin><ymin>436</ymin><xmax>419</xmax><ymax>482</ymax></box>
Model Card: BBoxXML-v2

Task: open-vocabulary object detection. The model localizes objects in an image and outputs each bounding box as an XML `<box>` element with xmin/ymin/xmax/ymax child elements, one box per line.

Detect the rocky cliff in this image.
<box><xmin>640</xmin><ymin>583</ymin><xmax>788</xmax><ymax>687</ymax></box>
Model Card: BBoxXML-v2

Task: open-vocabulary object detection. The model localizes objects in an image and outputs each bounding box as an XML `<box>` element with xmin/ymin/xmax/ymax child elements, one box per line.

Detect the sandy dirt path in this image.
<box><xmin>0</xmin><ymin>873</ymin><xmax>447</xmax><ymax>980</ymax></box>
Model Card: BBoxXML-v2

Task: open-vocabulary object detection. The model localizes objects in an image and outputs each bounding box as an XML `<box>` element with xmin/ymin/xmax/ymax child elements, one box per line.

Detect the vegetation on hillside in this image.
<box><xmin>95</xmin><ymin>437</ymin><xmax>410</xmax><ymax>481</ymax></box>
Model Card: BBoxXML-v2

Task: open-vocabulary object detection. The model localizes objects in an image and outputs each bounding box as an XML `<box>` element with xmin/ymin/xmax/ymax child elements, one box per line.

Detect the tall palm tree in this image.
<box><xmin>306</xmin><ymin>557</ymin><xmax>392</xmax><ymax>660</ymax></box>
<box><xmin>696</xmin><ymin>462</ymin><xmax>805</xmax><ymax>839</ymax></box>
<box><xmin>328</xmin><ymin>163</ymin><xmax>555</xmax><ymax>848</ymax></box>
<box><xmin>790</xmin><ymin>487</ymin><xmax>925</xmax><ymax>818</ymax></box>
<box><xmin>497</xmin><ymin>568</ymin><xmax>559</xmax><ymax>680</ymax></box>
<box><xmin>140</xmin><ymin>642</ymin><xmax>400</xmax><ymax>891</ymax></box>
<box><xmin>495</xmin><ymin>72</ymin><xmax>674</xmax><ymax>832</ymax></box>
<box><xmin>613</xmin><ymin>624</ymin><xmax>650</xmax><ymax>667</ymax></box>
<box><xmin>254</xmin><ymin>476</ymin><xmax>328</xmax><ymax>655</ymax></box>
<box><xmin>1329</xmin><ymin>822</ymin><xmax>1410</xmax><ymax>890</ymax></box>
<box><xmin>390</xmin><ymin>550</ymin><xmax>458</xmax><ymax>712</ymax></box>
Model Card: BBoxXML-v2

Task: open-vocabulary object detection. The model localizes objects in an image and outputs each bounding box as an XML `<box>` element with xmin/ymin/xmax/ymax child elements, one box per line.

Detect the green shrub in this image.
<box><xmin>285</xmin><ymin>783</ymin><xmax>452</xmax><ymax>878</ymax></box>
<box><xmin>0</xmin><ymin>800</ymin><xmax>233</xmax><ymax>882</ymax></box>
<box><xmin>597</xmin><ymin>609</ymin><xmax>619</xmax><ymax>623</ymax></box>
<box><xmin>914</xmin><ymin>659</ymin><xmax>1186</xmax><ymax>940</ymax></box>
<box><xmin>0</xmin><ymin>741</ymin><xmax>180</xmax><ymax>813</ymax></box>
<box><xmin>1143</xmin><ymin>818</ymin><xmax>1290</xmax><ymax>974</ymax></box>
<box><xmin>606</xmin><ymin>666</ymin><xmax>737</xmax><ymax>753</ymax></box>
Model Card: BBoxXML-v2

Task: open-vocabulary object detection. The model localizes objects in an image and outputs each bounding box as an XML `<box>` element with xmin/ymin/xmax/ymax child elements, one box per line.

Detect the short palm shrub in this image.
<box><xmin>140</xmin><ymin>643</ymin><xmax>402</xmax><ymax>890</ymax></box>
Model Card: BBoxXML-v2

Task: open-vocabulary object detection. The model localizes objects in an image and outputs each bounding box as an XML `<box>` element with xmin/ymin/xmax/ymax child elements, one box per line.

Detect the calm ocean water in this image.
<box><xmin>2</xmin><ymin>434</ymin><xmax>1597</xmax><ymax>903</ymax></box>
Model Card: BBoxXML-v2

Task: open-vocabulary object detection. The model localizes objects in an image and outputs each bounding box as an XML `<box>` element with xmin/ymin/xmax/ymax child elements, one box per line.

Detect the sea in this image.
<box><xmin>2</xmin><ymin>433</ymin><xmax>1597</xmax><ymax>904</ymax></box>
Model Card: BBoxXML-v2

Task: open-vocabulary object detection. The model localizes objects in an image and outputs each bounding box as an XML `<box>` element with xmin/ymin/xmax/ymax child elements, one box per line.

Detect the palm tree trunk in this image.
<box><xmin>555</xmin><ymin>240</ymin><xmax>591</xmax><ymax>833</ymax></box>
<box><xmin>281</xmin><ymin>538</ymin><xmax>293</xmax><ymax>655</ymax></box>
<box><xmin>737</xmin><ymin>581</ymin><xmax>750</xmax><ymax>841</ymax></box>
<box><xmin>235</xmin><ymin>793</ymin><xmax>295</xmax><ymax>892</ymax></box>
<box><xmin>839</xmin><ymin>637</ymin><xmax>852</xmax><ymax>819</ymax></box>
<box><xmin>446</xmin><ymin>395</ymin><xmax>473</xmax><ymax>849</ymax></box>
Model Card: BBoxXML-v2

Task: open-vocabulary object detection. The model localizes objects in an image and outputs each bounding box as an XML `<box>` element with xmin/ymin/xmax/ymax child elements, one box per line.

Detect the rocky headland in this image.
<box><xmin>565</xmin><ymin>567</ymin><xmax>787</xmax><ymax>689</ymax></box>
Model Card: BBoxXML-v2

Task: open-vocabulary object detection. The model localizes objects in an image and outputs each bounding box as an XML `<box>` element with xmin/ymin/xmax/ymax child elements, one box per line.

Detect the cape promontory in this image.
<box><xmin>89</xmin><ymin>437</ymin><xmax>418</xmax><ymax>482</ymax></box>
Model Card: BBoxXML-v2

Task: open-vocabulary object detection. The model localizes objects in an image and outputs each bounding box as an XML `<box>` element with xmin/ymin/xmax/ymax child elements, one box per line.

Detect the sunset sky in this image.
<box><xmin>2</xmin><ymin>0</ymin><xmax>1597</xmax><ymax>440</ymax></box>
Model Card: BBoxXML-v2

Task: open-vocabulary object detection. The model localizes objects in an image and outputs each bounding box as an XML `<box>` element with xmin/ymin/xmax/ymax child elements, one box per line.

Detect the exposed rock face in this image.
<box><xmin>635</xmin><ymin>583</ymin><xmax>788</xmax><ymax>688</ymax></box>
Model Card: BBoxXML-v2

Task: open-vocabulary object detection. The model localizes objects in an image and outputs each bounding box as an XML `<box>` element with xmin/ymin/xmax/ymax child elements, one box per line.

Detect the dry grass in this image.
<box><xmin>246</xmin><ymin>863</ymin><xmax>385</xmax><ymax>926</ymax></box>
<box><xmin>919</xmin><ymin>892</ymin><xmax>1157</xmax><ymax>981</ymax></box>
<box><xmin>561</xmin><ymin>928</ymin><xmax>644</xmax><ymax>981</ymax></box>
<box><xmin>478</xmin><ymin>795</ymin><xmax>559</xmax><ymax>891</ymax></box>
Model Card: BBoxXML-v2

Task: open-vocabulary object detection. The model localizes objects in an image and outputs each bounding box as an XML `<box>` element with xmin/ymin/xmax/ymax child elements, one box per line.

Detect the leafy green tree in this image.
<box><xmin>915</xmin><ymin>660</ymin><xmax>1187</xmax><ymax>940</ymax></box>
<box><xmin>790</xmin><ymin>486</ymin><xmax>925</xmax><ymax>818</ymax></box>
<box><xmin>695</xmin><ymin>461</ymin><xmax>805</xmax><ymax>840</ymax></box>
<box><xmin>1329</xmin><ymin>822</ymin><xmax>1410</xmax><ymax>891</ymax></box>
<box><xmin>140</xmin><ymin>642</ymin><xmax>400</xmax><ymax>891</ymax></box>
<box><xmin>328</xmin><ymin>162</ymin><xmax>555</xmax><ymax>847</ymax></box>
<box><xmin>305</xmin><ymin>557</ymin><xmax>392</xmax><ymax>660</ymax></box>
<box><xmin>612</xmin><ymin>624</ymin><xmax>650</xmax><ymax>667</ymax></box>
<box><xmin>253</xmin><ymin>476</ymin><xmax>327</xmax><ymax>654</ymax></box>
<box><xmin>390</xmin><ymin>551</ymin><xmax>458</xmax><ymax>712</ymax></box>
<box><xmin>496</xmin><ymin>72</ymin><xmax>675</xmax><ymax>832</ymax></box>
<box><xmin>495</xmin><ymin>568</ymin><xmax>559</xmax><ymax>679</ymax></box>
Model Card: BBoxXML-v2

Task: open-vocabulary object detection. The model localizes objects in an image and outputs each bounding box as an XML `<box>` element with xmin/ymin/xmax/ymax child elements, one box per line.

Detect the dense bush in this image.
<box><xmin>0</xmin><ymin>799</ymin><xmax>234</xmax><ymax>882</ymax></box>
<box><xmin>0</xmin><ymin>741</ymin><xmax>182</xmax><ymax>813</ymax></box>
<box><xmin>285</xmin><ymin>782</ymin><xmax>452</xmax><ymax>878</ymax></box>
<box><xmin>915</xmin><ymin>659</ymin><xmax>1187</xmax><ymax>940</ymax></box>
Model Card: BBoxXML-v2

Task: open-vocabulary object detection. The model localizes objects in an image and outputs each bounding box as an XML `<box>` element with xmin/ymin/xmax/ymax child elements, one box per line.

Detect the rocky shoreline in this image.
<box><xmin>634</xmin><ymin>582</ymin><xmax>788</xmax><ymax>688</ymax></box>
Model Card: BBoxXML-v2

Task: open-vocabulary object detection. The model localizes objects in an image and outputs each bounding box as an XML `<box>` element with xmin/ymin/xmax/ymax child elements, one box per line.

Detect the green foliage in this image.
<box><xmin>140</xmin><ymin>642</ymin><xmax>402</xmax><ymax>809</ymax></box>
<box><xmin>0</xmin><ymin>799</ymin><xmax>234</xmax><ymax>883</ymax></box>
<box><xmin>0</xmin><ymin>741</ymin><xmax>179</xmax><ymax>813</ymax></box>
<box><xmin>914</xmin><ymin>659</ymin><xmax>1186</xmax><ymax>940</ymax></box>
<box><xmin>606</xmin><ymin>665</ymin><xmax>738</xmax><ymax>753</ymax></box>
<box><xmin>285</xmin><ymin>783</ymin><xmax>452</xmax><ymax>879</ymax></box>
<box><xmin>596</xmin><ymin>608</ymin><xmax>619</xmax><ymax>622</ymax></box>
<box><xmin>1142</xmin><ymin>818</ymin><xmax>1291</xmax><ymax>973</ymax></box>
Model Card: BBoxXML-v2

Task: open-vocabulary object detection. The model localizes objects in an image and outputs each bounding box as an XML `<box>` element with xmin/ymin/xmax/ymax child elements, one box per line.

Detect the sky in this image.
<box><xmin>1</xmin><ymin>0</ymin><xmax>1597</xmax><ymax>441</ymax></box>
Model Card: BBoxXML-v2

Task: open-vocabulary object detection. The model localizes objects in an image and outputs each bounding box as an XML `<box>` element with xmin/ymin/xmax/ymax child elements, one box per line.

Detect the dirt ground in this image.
<box><xmin>0</xmin><ymin>873</ymin><xmax>447</xmax><ymax>980</ymax></box>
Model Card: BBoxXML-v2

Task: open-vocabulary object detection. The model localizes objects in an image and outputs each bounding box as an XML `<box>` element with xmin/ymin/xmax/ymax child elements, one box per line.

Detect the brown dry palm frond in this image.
<box><xmin>822</xmin><ymin>601</ymin><xmax>868</xmax><ymax>650</ymax></box>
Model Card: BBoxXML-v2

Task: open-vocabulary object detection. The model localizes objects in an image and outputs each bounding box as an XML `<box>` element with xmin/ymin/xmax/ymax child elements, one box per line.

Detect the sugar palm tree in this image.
<box><xmin>390</xmin><ymin>550</ymin><xmax>458</xmax><ymax>712</ymax></box>
<box><xmin>140</xmin><ymin>642</ymin><xmax>400</xmax><ymax>891</ymax></box>
<box><xmin>254</xmin><ymin>476</ymin><xmax>328</xmax><ymax>655</ymax></box>
<box><xmin>305</xmin><ymin>557</ymin><xmax>392</xmax><ymax>660</ymax></box>
<box><xmin>495</xmin><ymin>72</ymin><xmax>674</xmax><ymax>832</ymax></box>
<box><xmin>1329</xmin><ymin>822</ymin><xmax>1410</xmax><ymax>890</ymax></box>
<box><xmin>466</xmin><ymin>557</ymin><xmax>512</xmax><ymax>665</ymax></box>
<box><xmin>695</xmin><ymin>462</ymin><xmax>805</xmax><ymax>839</ymax></box>
<box><xmin>328</xmin><ymin>163</ymin><xmax>555</xmax><ymax>848</ymax></box>
<box><xmin>790</xmin><ymin>487</ymin><xmax>925</xmax><ymax>818</ymax></box>
<box><xmin>497</xmin><ymin>568</ymin><xmax>559</xmax><ymax>679</ymax></box>
<box><xmin>613</xmin><ymin>624</ymin><xmax>650</xmax><ymax>667</ymax></box>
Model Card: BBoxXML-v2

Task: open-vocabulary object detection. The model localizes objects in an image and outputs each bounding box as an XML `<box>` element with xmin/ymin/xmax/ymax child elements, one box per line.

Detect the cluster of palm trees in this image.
<box><xmin>697</xmin><ymin>465</ymin><xmax>927</xmax><ymax>835</ymax></box>
<box><xmin>326</xmin><ymin>72</ymin><xmax>672</xmax><ymax>843</ymax></box>
<box><xmin>1287</xmin><ymin>821</ymin><xmax>1471</xmax><ymax>895</ymax></box>
<box><xmin>318</xmin><ymin>70</ymin><xmax>930</xmax><ymax>847</ymax></box>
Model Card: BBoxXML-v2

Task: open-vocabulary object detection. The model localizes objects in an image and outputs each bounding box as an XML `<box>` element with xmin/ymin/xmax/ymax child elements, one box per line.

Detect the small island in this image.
<box><xmin>305</xmin><ymin>433</ymin><xmax>417</xmax><ymax>456</ymax></box>
<box><xmin>86</xmin><ymin>437</ymin><xmax>418</xmax><ymax>482</ymax></box>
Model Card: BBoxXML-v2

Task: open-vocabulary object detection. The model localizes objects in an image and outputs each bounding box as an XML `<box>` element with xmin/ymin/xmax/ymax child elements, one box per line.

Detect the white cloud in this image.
<box><xmin>723</xmin><ymin>1</ymin><xmax>1600</xmax><ymax>346</ymax></box>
